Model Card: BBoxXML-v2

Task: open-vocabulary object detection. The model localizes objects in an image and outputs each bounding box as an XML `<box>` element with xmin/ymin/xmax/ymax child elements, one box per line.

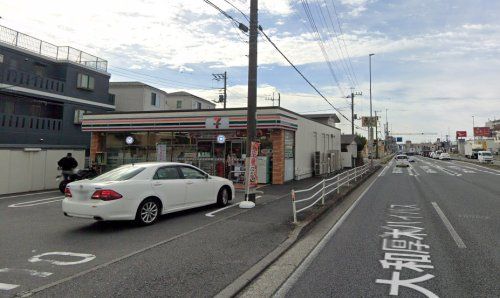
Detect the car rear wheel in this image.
<box><xmin>135</xmin><ymin>199</ymin><xmax>160</xmax><ymax>226</ymax></box>
<box><xmin>217</xmin><ymin>187</ymin><xmax>230</xmax><ymax>207</ymax></box>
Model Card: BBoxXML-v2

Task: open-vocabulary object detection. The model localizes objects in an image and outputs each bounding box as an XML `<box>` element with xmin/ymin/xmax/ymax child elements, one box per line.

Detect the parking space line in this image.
<box><xmin>205</xmin><ymin>196</ymin><xmax>262</xmax><ymax>217</ymax></box>
<box><xmin>8</xmin><ymin>196</ymin><xmax>64</xmax><ymax>208</ymax></box>
<box><xmin>205</xmin><ymin>204</ymin><xmax>239</xmax><ymax>217</ymax></box>
<box><xmin>431</xmin><ymin>202</ymin><xmax>466</xmax><ymax>249</ymax></box>
<box><xmin>0</xmin><ymin>191</ymin><xmax>59</xmax><ymax>201</ymax></box>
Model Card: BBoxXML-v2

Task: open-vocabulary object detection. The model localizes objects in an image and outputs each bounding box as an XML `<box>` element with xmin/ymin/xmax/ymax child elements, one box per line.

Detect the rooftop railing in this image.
<box><xmin>0</xmin><ymin>25</ymin><xmax>108</xmax><ymax>72</ymax></box>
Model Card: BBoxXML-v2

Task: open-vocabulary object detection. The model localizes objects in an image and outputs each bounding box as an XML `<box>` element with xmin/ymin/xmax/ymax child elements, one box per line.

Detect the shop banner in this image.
<box><xmin>456</xmin><ymin>131</ymin><xmax>467</xmax><ymax>138</ymax></box>
<box><xmin>473</xmin><ymin>127</ymin><xmax>491</xmax><ymax>137</ymax></box>
<box><xmin>156</xmin><ymin>144</ymin><xmax>167</xmax><ymax>161</ymax></box>
<box><xmin>249</xmin><ymin>141</ymin><xmax>260</xmax><ymax>187</ymax></box>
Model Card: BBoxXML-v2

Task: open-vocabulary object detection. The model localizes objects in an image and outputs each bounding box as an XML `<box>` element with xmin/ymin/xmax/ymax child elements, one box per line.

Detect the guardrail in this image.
<box><xmin>291</xmin><ymin>163</ymin><xmax>375</xmax><ymax>223</ymax></box>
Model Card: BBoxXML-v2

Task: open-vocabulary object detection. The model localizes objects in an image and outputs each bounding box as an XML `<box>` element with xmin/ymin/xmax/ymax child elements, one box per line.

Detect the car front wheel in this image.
<box><xmin>217</xmin><ymin>187</ymin><xmax>230</xmax><ymax>207</ymax></box>
<box><xmin>135</xmin><ymin>199</ymin><xmax>160</xmax><ymax>226</ymax></box>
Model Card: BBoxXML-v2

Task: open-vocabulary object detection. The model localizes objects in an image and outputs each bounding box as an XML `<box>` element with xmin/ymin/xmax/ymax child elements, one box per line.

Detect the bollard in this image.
<box><xmin>321</xmin><ymin>179</ymin><xmax>325</xmax><ymax>205</ymax></box>
<box><xmin>347</xmin><ymin>171</ymin><xmax>350</xmax><ymax>187</ymax></box>
<box><xmin>355</xmin><ymin>167</ymin><xmax>357</xmax><ymax>182</ymax></box>
<box><xmin>291</xmin><ymin>189</ymin><xmax>297</xmax><ymax>223</ymax></box>
<box><xmin>337</xmin><ymin>174</ymin><xmax>340</xmax><ymax>194</ymax></box>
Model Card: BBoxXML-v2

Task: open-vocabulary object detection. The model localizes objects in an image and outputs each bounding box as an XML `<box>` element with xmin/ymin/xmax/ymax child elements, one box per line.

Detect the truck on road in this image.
<box><xmin>464</xmin><ymin>142</ymin><xmax>482</xmax><ymax>159</ymax></box>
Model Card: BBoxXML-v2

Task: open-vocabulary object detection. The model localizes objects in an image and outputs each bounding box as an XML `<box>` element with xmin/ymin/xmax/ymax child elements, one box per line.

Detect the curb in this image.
<box><xmin>215</xmin><ymin>165</ymin><xmax>381</xmax><ymax>298</ymax></box>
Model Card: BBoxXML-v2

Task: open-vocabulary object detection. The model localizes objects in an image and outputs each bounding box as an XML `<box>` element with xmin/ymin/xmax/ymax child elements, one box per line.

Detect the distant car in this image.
<box><xmin>433</xmin><ymin>151</ymin><xmax>442</xmax><ymax>159</ymax></box>
<box><xmin>395</xmin><ymin>154</ymin><xmax>410</xmax><ymax>167</ymax></box>
<box><xmin>408</xmin><ymin>156</ymin><xmax>416</xmax><ymax>162</ymax></box>
<box><xmin>439</xmin><ymin>153</ymin><xmax>451</xmax><ymax>160</ymax></box>
<box><xmin>62</xmin><ymin>162</ymin><xmax>235</xmax><ymax>225</ymax></box>
<box><xmin>477</xmin><ymin>151</ymin><xmax>493</xmax><ymax>163</ymax></box>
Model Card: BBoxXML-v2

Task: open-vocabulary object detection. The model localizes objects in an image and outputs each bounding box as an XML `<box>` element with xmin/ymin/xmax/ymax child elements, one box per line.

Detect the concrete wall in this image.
<box><xmin>294</xmin><ymin>117</ymin><xmax>341</xmax><ymax>180</ymax></box>
<box><xmin>0</xmin><ymin>148</ymin><xmax>84</xmax><ymax>195</ymax></box>
<box><xmin>341</xmin><ymin>142</ymin><xmax>357</xmax><ymax>168</ymax></box>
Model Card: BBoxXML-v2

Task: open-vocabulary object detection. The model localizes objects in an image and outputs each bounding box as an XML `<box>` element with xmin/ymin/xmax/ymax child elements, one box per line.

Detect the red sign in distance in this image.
<box><xmin>456</xmin><ymin>131</ymin><xmax>467</xmax><ymax>138</ymax></box>
<box><xmin>473</xmin><ymin>127</ymin><xmax>491</xmax><ymax>137</ymax></box>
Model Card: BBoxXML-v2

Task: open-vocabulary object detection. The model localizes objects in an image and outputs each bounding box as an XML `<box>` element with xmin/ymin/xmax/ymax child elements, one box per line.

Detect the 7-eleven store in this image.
<box><xmin>83</xmin><ymin>107</ymin><xmax>341</xmax><ymax>185</ymax></box>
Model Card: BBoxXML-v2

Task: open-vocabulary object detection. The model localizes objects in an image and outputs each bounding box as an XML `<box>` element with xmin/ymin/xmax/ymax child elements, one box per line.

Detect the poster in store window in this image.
<box><xmin>156</xmin><ymin>144</ymin><xmax>167</xmax><ymax>161</ymax></box>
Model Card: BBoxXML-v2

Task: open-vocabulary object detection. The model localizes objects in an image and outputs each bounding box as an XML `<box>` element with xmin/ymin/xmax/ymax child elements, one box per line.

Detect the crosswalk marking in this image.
<box><xmin>392</xmin><ymin>167</ymin><xmax>403</xmax><ymax>174</ymax></box>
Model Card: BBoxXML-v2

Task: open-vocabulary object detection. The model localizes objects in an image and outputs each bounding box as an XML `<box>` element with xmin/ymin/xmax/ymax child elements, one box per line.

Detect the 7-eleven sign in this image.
<box><xmin>205</xmin><ymin>116</ymin><xmax>229</xmax><ymax>129</ymax></box>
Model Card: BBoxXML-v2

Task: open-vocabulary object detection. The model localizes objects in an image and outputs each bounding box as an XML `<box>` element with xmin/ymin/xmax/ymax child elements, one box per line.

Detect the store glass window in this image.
<box><xmin>284</xmin><ymin>130</ymin><xmax>295</xmax><ymax>159</ymax></box>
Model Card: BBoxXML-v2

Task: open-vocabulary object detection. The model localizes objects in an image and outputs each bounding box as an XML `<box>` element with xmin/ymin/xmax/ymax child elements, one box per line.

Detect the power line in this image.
<box><xmin>222</xmin><ymin>0</ymin><xmax>250</xmax><ymax>22</ymax></box>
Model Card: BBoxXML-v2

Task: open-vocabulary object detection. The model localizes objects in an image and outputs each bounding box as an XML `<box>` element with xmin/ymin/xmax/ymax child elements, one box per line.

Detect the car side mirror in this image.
<box><xmin>204</xmin><ymin>173</ymin><xmax>210</xmax><ymax>180</ymax></box>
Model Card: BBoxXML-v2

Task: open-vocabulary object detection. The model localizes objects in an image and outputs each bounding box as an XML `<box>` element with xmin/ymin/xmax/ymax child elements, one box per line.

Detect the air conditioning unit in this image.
<box><xmin>74</xmin><ymin>109</ymin><xmax>85</xmax><ymax>124</ymax></box>
<box><xmin>314</xmin><ymin>151</ymin><xmax>321</xmax><ymax>176</ymax></box>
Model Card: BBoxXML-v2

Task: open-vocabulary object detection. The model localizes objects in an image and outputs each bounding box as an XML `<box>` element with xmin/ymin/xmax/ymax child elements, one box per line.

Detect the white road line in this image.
<box><xmin>274</xmin><ymin>172</ymin><xmax>381</xmax><ymax>297</ymax></box>
<box><xmin>0</xmin><ymin>190</ymin><xmax>59</xmax><ymax>201</ymax></box>
<box><xmin>205</xmin><ymin>204</ymin><xmax>239</xmax><ymax>217</ymax></box>
<box><xmin>0</xmin><ymin>283</ymin><xmax>19</xmax><ymax>291</ymax></box>
<box><xmin>407</xmin><ymin>167</ymin><xmax>413</xmax><ymax>176</ymax></box>
<box><xmin>454</xmin><ymin>160</ymin><xmax>500</xmax><ymax>173</ymax></box>
<box><xmin>0</xmin><ymin>268</ymin><xmax>52</xmax><ymax>278</ymax></box>
<box><xmin>452</xmin><ymin>161</ymin><xmax>500</xmax><ymax>175</ymax></box>
<box><xmin>392</xmin><ymin>167</ymin><xmax>403</xmax><ymax>174</ymax></box>
<box><xmin>378</xmin><ymin>160</ymin><xmax>393</xmax><ymax>177</ymax></box>
<box><xmin>431</xmin><ymin>202</ymin><xmax>467</xmax><ymax>249</ymax></box>
<box><xmin>205</xmin><ymin>196</ymin><xmax>263</xmax><ymax>217</ymax></box>
<box><xmin>8</xmin><ymin>196</ymin><xmax>64</xmax><ymax>208</ymax></box>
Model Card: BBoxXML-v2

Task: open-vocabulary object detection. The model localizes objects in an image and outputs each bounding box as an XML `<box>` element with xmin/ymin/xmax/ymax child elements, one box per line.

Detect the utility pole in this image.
<box><xmin>265</xmin><ymin>92</ymin><xmax>280</xmax><ymax>107</ymax></box>
<box><xmin>348</xmin><ymin>90</ymin><xmax>362</xmax><ymax>135</ymax></box>
<box><xmin>245</xmin><ymin>0</ymin><xmax>258</xmax><ymax>204</ymax></box>
<box><xmin>212</xmin><ymin>72</ymin><xmax>227</xmax><ymax>109</ymax></box>
<box><xmin>369</xmin><ymin>53</ymin><xmax>375</xmax><ymax>165</ymax></box>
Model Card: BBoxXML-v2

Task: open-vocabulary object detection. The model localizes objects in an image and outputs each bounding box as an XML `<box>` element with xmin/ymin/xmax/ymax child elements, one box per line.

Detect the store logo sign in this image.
<box><xmin>205</xmin><ymin>117</ymin><xmax>229</xmax><ymax>129</ymax></box>
<box><xmin>217</xmin><ymin>135</ymin><xmax>226</xmax><ymax>144</ymax></box>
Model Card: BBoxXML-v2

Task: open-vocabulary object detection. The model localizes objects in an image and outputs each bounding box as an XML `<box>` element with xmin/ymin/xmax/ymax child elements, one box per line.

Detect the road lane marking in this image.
<box><xmin>8</xmin><ymin>197</ymin><xmax>64</xmax><ymax>208</ymax></box>
<box><xmin>274</xmin><ymin>172</ymin><xmax>381</xmax><ymax>297</ymax></box>
<box><xmin>29</xmin><ymin>252</ymin><xmax>96</xmax><ymax>266</ymax></box>
<box><xmin>454</xmin><ymin>160</ymin><xmax>500</xmax><ymax>173</ymax></box>
<box><xmin>205</xmin><ymin>204</ymin><xmax>239</xmax><ymax>217</ymax></box>
<box><xmin>392</xmin><ymin>167</ymin><xmax>403</xmax><ymax>174</ymax></box>
<box><xmin>419</xmin><ymin>166</ymin><xmax>437</xmax><ymax>174</ymax></box>
<box><xmin>421</xmin><ymin>160</ymin><xmax>459</xmax><ymax>176</ymax></box>
<box><xmin>0</xmin><ymin>283</ymin><xmax>19</xmax><ymax>291</ymax></box>
<box><xmin>0</xmin><ymin>191</ymin><xmax>59</xmax><ymax>201</ymax></box>
<box><xmin>431</xmin><ymin>202</ymin><xmax>466</xmax><ymax>249</ymax></box>
<box><xmin>205</xmin><ymin>196</ymin><xmax>262</xmax><ymax>217</ymax></box>
<box><xmin>0</xmin><ymin>269</ymin><xmax>52</xmax><ymax>278</ymax></box>
<box><xmin>379</xmin><ymin>160</ymin><xmax>393</xmax><ymax>177</ymax></box>
<box><xmin>452</xmin><ymin>161</ymin><xmax>500</xmax><ymax>175</ymax></box>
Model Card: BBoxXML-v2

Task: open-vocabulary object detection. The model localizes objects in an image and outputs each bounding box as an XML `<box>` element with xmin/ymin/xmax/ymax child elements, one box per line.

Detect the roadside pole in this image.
<box><xmin>242</xmin><ymin>0</ymin><xmax>258</xmax><ymax>207</ymax></box>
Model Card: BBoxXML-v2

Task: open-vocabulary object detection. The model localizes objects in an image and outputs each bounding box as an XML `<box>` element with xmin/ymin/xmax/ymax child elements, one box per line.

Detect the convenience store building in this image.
<box><xmin>82</xmin><ymin>107</ymin><xmax>342</xmax><ymax>184</ymax></box>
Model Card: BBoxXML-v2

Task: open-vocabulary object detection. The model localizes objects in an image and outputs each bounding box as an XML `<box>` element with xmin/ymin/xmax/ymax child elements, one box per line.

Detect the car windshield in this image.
<box><xmin>397</xmin><ymin>156</ymin><xmax>408</xmax><ymax>159</ymax></box>
<box><xmin>482</xmin><ymin>152</ymin><xmax>492</xmax><ymax>156</ymax></box>
<box><xmin>92</xmin><ymin>166</ymin><xmax>145</xmax><ymax>182</ymax></box>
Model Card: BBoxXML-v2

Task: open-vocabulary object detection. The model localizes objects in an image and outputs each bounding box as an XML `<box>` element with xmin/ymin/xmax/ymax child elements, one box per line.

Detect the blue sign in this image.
<box><xmin>396</xmin><ymin>137</ymin><xmax>403</xmax><ymax>142</ymax></box>
<box><xmin>217</xmin><ymin>135</ymin><xmax>226</xmax><ymax>144</ymax></box>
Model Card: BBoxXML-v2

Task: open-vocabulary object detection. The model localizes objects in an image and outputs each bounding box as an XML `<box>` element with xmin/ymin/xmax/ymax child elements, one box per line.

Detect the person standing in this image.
<box><xmin>58</xmin><ymin>153</ymin><xmax>78</xmax><ymax>180</ymax></box>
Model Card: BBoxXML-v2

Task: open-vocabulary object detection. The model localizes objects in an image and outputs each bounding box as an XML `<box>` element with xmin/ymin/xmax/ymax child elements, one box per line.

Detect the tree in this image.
<box><xmin>355</xmin><ymin>134</ymin><xmax>367</xmax><ymax>152</ymax></box>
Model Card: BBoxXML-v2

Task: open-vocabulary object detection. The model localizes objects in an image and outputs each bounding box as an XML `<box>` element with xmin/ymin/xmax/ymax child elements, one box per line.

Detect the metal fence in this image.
<box><xmin>291</xmin><ymin>163</ymin><xmax>375</xmax><ymax>223</ymax></box>
<box><xmin>0</xmin><ymin>25</ymin><xmax>107</xmax><ymax>72</ymax></box>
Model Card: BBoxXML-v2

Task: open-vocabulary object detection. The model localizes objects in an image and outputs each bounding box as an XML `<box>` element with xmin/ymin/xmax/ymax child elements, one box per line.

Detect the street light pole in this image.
<box><xmin>369</xmin><ymin>53</ymin><xmax>374</xmax><ymax>165</ymax></box>
<box><xmin>472</xmin><ymin>115</ymin><xmax>475</xmax><ymax>141</ymax></box>
<box><xmin>245</xmin><ymin>0</ymin><xmax>258</xmax><ymax>204</ymax></box>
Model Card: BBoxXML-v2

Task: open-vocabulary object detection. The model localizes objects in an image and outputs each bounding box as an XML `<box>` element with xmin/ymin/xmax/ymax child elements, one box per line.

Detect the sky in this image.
<box><xmin>1</xmin><ymin>0</ymin><xmax>499</xmax><ymax>142</ymax></box>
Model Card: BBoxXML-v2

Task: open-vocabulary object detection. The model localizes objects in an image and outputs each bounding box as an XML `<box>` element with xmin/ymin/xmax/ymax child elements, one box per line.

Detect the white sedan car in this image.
<box><xmin>395</xmin><ymin>154</ymin><xmax>410</xmax><ymax>167</ymax></box>
<box><xmin>63</xmin><ymin>162</ymin><xmax>235</xmax><ymax>225</ymax></box>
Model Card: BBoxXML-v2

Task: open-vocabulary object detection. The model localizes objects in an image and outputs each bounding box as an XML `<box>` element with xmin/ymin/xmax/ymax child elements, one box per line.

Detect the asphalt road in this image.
<box><xmin>0</xmin><ymin>180</ymin><xmax>305</xmax><ymax>297</ymax></box>
<box><xmin>281</xmin><ymin>157</ymin><xmax>500</xmax><ymax>297</ymax></box>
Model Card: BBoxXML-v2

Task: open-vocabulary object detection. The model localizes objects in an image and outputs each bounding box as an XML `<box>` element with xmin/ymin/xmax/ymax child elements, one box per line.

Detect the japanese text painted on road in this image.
<box><xmin>375</xmin><ymin>204</ymin><xmax>438</xmax><ymax>297</ymax></box>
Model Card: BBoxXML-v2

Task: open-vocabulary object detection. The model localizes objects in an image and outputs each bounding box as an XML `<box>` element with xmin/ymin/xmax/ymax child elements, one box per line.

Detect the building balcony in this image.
<box><xmin>0</xmin><ymin>25</ymin><xmax>107</xmax><ymax>72</ymax></box>
<box><xmin>0</xmin><ymin>113</ymin><xmax>63</xmax><ymax>132</ymax></box>
<box><xmin>1</xmin><ymin>68</ymin><xmax>65</xmax><ymax>94</ymax></box>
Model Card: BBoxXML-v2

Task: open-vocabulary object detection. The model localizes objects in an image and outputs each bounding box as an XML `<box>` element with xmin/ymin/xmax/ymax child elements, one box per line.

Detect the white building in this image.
<box><xmin>166</xmin><ymin>91</ymin><xmax>216</xmax><ymax>110</ymax></box>
<box><xmin>110</xmin><ymin>82</ymin><xmax>170</xmax><ymax>112</ymax></box>
<box><xmin>340</xmin><ymin>135</ymin><xmax>358</xmax><ymax>168</ymax></box>
<box><xmin>109</xmin><ymin>82</ymin><xmax>216</xmax><ymax>112</ymax></box>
